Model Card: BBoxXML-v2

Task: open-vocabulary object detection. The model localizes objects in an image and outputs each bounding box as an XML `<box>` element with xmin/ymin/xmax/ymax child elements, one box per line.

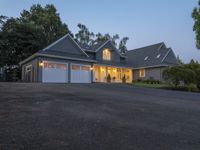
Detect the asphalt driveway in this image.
<box><xmin>0</xmin><ymin>83</ymin><xmax>200</xmax><ymax>150</ymax></box>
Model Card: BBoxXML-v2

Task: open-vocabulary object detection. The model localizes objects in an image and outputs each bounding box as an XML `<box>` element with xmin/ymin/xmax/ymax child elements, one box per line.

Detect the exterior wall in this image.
<box><xmin>133</xmin><ymin>67</ymin><xmax>166</xmax><ymax>81</ymax></box>
<box><xmin>21</xmin><ymin>58</ymin><xmax>39</xmax><ymax>82</ymax></box>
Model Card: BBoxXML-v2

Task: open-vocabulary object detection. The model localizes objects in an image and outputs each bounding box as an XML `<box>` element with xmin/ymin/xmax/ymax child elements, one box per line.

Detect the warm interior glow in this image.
<box><xmin>103</xmin><ymin>49</ymin><xmax>111</xmax><ymax>60</ymax></box>
<box><xmin>39</xmin><ymin>61</ymin><xmax>44</xmax><ymax>67</ymax></box>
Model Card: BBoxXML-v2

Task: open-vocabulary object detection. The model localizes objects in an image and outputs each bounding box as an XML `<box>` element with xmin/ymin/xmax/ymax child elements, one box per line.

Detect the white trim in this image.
<box><xmin>38</xmin><ymin>53</ymin><xmax>96</xmax><ymax>62</ymax></box>
<box><xmin>94</xmin><ymin>64</ymin><xmax>133</xmax><ymax>69</ymax></box>
<box><xmin>19</xmin><ymin>53</ymin><xmax>96</xmax><ymax>65</ymax></box>
<box><xmin>161</xmin><ymin>49</ymin><xmax>171</xmax><ymax>63</ymax></box>
<box><xmin>43</xmin><ymin>33</ymin><xmax>89</xmax><ymax>57</ymax></box>
<box><xmin>158</xmin><ymin>43</ymin><xmax>164</xmax><ymax>51</ymax></box>
<box><xmin>132</xmin><ymin>64</ymin><xmax>168</xmax><ymax>70</ymax></box>
<box><xmin>25</xmin><ymin>64</ymin><xmax>32</xmax><ymax>72</ymax></box>
<box><xmin>67</xmin><ymin>34</ymin><xmax>89</xmax><ymax>57</ymax></box>
<box><xmin>19</xmin><ymin>54</ymin><xmax>37</xmax><ymax>66</ymax></box>
<box><xmin>95</xmin><ymin>40</ymin><xmax>110</xmax><ymax>52</ymax></box>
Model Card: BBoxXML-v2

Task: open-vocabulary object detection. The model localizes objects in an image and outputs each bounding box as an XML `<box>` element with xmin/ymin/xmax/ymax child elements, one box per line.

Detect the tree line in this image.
<box><xmin>0</xmin><ymin>4</ymin><xmax>129</xmax><ymax>70</ymax></box>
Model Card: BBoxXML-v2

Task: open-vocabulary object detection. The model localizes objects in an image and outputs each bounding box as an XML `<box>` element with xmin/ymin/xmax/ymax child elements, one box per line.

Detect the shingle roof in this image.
<box><xmin>127</xmin><ymin>42</ymin><xmax>178</xmax><ymax>68</ymax></box>
<box><xmin>78</xmin><ymin>41</ymin><xmax>108</xmax><ymax>51</ymax></box>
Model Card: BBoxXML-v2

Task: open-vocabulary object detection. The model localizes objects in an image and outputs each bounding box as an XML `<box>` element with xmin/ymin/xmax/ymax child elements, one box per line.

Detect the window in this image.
<box><xmin>72</xmin><ymin>65</ymin><xmax>80</xmax><ymax>70</ymax></box>
<box><xmin>103</xmin><ymin>49</ymin><xmax>111</xmax><ymax>60</ymax></box>
<box><xmin>25</xmin><ymin>65</ymin><xmax>32</xmax><ymax>72</ymax></box>
<box><xmin>81</xmin><ymin>66</ymin><xmax>90</xmax><ymax>71</ymax></box>
<box><xmin>56</xmin><ymin>64</ymin><xmax>67</xmax><ymax>70</ymax></box>
<box><xmin>44</xmin><ymin>63</ymin><xmax>56</xmax><ymax>68</ymax></box>
<box><xmin>139</xmin><ymin>68</ymin><xmax>145</xmax><ymax>77</ymax></box>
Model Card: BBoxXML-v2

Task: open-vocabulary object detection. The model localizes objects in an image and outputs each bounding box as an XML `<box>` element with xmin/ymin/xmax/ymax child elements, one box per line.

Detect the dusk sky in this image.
<box><xmin>1</xmin><ymin>0</ymin><xmax>200</xmax><ymax>63</ymax></box>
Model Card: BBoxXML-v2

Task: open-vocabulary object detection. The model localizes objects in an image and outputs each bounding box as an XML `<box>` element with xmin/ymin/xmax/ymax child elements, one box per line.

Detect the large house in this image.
<box><xmin>19</xmin><ymin>34</ymin><xmax>178</xmax><ymax>83</ymax></box>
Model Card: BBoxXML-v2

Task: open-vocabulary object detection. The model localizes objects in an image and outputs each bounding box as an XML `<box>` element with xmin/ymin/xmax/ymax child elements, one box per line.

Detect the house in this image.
<box><xmin>19</xmin><ymin>34</ymin><xmax>178</xmax><ymax>83</ymax></box>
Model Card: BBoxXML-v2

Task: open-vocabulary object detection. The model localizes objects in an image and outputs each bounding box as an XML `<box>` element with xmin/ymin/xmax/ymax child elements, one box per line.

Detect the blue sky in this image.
<box><xmin>0</xmin><ymin>0</ymin><xmax>200</xmax><ymax>62</ymax></box>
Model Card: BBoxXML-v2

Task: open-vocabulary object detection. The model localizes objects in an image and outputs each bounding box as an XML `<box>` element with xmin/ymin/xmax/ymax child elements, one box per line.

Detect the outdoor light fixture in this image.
<box><xmin>39</xmin><ymin>61</ymin><xmax>44</xmax><ymax>67</ymax></box>
<box><xmin>90</xmin><ymin>67</ymin><xmax>93</xmax><ymax>70</ymax></box>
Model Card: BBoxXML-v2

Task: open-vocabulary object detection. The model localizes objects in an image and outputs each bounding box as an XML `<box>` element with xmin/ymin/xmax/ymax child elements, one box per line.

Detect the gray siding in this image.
<box><xmin>22</xmin><ymin>58</ymin><xmax>39</xmax><ymax>82</ymax></box>
<box><xmin>133</xmin><ymin>67</ymin><xmax>166</xmax><ymax>81</ymax></box>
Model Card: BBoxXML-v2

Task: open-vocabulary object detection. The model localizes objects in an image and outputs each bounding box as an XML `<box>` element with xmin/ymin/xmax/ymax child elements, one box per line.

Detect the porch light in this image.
<box><xmin>90</xmin><ymin>67</ymin><xmax>93</xmax><ymax>70</ymax></box>
<box><xmin>39</xmin><ymin>61</ymin><xmax>44</xmax><ymax>67</ymax></box>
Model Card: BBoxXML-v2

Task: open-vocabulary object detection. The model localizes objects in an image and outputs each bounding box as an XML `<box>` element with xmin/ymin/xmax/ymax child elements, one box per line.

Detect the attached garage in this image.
<box><xmin>42</xmin><ymin>61</ymin><xmax>68</xmax><ymax>83</ymax></box>
<box><xmin>71</xmin><ymin>64</ymin><xmax>91</xmax><ymax>83</ymax></box>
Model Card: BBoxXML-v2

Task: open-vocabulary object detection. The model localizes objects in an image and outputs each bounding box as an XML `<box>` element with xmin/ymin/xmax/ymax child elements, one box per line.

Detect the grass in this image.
<box><xmin>133</xmin><ymin>82</ymin><xmax>200</xmax><ymax>93</ymax></box>
<box><xmin>133</xmin><ymin>82</ymin><xmax>166</xmax><ymax>89</ymax></box>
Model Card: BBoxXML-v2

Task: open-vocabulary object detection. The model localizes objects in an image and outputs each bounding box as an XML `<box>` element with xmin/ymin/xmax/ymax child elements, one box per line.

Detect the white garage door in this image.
<box><xmin>71</xmin><ymin>64</ymin><xmax>91</xmax><ymax>83</ymax></box>
<box><xmin>42</xmin><ymin>61</ymin><xmax>68</xmax><ymax>83</ymax></box>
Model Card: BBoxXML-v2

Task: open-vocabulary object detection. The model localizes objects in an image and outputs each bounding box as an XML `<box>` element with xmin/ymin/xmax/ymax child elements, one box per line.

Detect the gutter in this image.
<box><xmin>19</xmin><ymin>53</ymin><xmax>97</xmax><ymax>66</ymax></box>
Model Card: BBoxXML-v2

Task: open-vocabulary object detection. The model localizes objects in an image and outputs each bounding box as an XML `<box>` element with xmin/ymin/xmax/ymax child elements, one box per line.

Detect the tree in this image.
<box><xmin>192</xmin><ymin>1</ymin><xmax>200</xmax><ymax>49</ymax></box>
<box><xmin>119</xmin><ymin>37</ymin><xmax>129</xmax><ymax>54</ymax></box>
<box><xmin>75</xmin><ymin>23</ymin><xmax>94</xmax><ymax>45</ymax></box>
<box><xmin>0</xmin><ymin>4</ymin><xmax>71</xmax><ymax>67</ymax></box>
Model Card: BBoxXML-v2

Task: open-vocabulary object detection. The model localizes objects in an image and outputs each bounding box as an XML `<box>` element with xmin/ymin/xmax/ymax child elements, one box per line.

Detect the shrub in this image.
<box><xmin>107</xmin><ymin>74</ymin><xmax>111</xmax><ymax>83</ymax></box>
<box><xmin>122</xmin><ymin>75</ymin><xmax>126</xmax><ymax>83</ymax></box>
<box><xmin>137</xmin><ymin>78</ymin><xmax>142</xmax><ymax>82</ymax></box>
<box><xmin>163</xmin><ymin>66</ymin><xmax>196</xmax><ymax>87</ymax></box>
<box><xmin>186</xmin><ymin>84</ymin><xmax>199</xmax><ymax>92</ymax></box>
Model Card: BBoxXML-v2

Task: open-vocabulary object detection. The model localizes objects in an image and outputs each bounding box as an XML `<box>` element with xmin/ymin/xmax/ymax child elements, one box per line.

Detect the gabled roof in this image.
<box><xmin>127</xmin><ymin>42</ymin><xmax>178</xmax><ymax>68</ymax></box>
<box><xmin>41</xmin><ymin>34</ymin><xmax>89</xmax><ymax>57</ymax></box>
<box><xmin>78</xmin><ymin>41</ymin><xmax>107</xmax><ymax>52</ymax></box>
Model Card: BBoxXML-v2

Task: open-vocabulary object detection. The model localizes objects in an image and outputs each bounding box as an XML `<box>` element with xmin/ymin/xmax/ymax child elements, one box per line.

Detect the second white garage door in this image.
<box><xmin>71</xmin><ymin>64</ymin><xmax>91</xmax><ymax>83</ymax></box>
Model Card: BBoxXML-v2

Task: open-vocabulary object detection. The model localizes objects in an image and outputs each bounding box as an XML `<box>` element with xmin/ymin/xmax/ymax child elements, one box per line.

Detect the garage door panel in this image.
<box><xmin>42</xmin><ymin>62</ymin><xmax>68</xmax><ymax>83</ymax></box>
<box><xmin>71</xmin><ymin>64</ymin><xmax>91</xmax><ymax>83</ymax></box>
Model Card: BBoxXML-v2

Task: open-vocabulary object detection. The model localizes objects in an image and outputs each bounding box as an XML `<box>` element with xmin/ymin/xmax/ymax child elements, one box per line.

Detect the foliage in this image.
<box><xmin>0</xmin><ymin>4</ymin><xmax>71</xmax><ymax>68</ymax></box>
<box><xmin>75</xmin><ymin>23</ymin><xmax>94</xmax><ymax>45</ymax></box>
<box><xmin>75</xmin><ymin>24</ymin><xmax>129</xmax><ymax>54</ymax></box>
<box><xmin>119</xmin><ymin>37</ymin><xmax>129</xmax><ymax>54</ymax></box>
<box><xmin>192</xmin><ymin>0</ymin><xmax>200</xmax><ymax>49</ymax></box>
<box><xmin>163</xmin><ymin>60</ymin><xmax>200</xmax><ymax>90</ymax></box>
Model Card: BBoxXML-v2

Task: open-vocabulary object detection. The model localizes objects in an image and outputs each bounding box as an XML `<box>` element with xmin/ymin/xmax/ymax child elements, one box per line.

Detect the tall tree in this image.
<box><xmin>75</xmin><ymin>23</ymin><xmax>94</xmax><ymax>45</ymax></box>
<box><xmin>0</xmin><ymin>4</ymin><xmax>71</xmax><ymax>67</ymax></box>
<box><xmin>192</xmin><ymin>1</ymin><xmax>200</xmax><ymax>49</ymax></box>
<box><xmin>119</xmin><ymin>37</ymin><xmax>129</xmax><ymax>54</ymax></box>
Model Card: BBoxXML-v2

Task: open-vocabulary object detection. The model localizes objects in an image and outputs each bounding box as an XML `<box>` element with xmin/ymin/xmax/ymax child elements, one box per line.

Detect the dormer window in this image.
<box><xmin>103</xmin><ymin>49</ymin><xmax>111</xmax><ymax>60</ymax></box>
<box><xmin>144</xmin><ymin>56</ymin><xmax>148</xmax><ymax>61</ymax></box>
<box><xmin>156</xmin><ymin>54</ymin><xmax>161</xmax><ymax>58</ymax></box>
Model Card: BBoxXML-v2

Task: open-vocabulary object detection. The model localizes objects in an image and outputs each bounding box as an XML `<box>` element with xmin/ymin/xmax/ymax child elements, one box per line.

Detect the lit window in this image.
<box><xmin>81</xmin><ymin>66</ymin><xmax>90</xmax><ymax>71</ymax></box>
<box><xmin>72</xmin><ymin>65</ymin><xmax>80</xmax><ymax>70</ymax></box>
<box><xmin>103</xmin><ymin>49</ymin><xmax>111</xmax><ymax>60</ymax></box>
<box><xmin>139</xmin><ymin>68</ymin><xmax>145</xmax><ymax>77</ymax></box>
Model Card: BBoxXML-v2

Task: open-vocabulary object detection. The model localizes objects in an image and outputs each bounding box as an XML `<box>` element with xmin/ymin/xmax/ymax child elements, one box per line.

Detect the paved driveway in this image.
<box><xmin>0</xmin><ymin>83</ymin><xmax>200</xmax><ymax>150</ymax></box>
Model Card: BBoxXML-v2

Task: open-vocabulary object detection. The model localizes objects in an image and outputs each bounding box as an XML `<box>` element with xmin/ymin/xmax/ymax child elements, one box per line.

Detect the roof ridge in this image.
<box><xmin>128</xmin><ymin>42</ymin><xmax>164</xmax><ymax>52</ymax></box>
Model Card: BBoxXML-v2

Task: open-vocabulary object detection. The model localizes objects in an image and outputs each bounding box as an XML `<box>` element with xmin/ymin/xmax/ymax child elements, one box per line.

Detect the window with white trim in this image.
<box><xmin>103</xmin><ymin>49</ymin><xmax>111</xmax><ymax>60</ymax></box>
<box><xmin>139</xmin><ymin>68</ymin><xmax>145</xmax><ymax>77</ymax></box>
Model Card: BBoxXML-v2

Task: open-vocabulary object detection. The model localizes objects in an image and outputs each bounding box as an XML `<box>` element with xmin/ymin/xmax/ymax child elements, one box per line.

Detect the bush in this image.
<box><xmin>107</xmin><ymin>74</ymin><xmax>111</xmax><ymax>83</ymax></box>
<box><xmin>163</xmin><ymin>66</ymin><xmax>196</xmax><ymax>87</ymax></box>
<box><xmin>137</xmin><ymin>78</ymin><xmax>142</xmax><ymax>82</ymax></box>
<box><xmin>186</xmin><ymin>84</ymin><xmax>199</xmax><ymax>92</ymax></box>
